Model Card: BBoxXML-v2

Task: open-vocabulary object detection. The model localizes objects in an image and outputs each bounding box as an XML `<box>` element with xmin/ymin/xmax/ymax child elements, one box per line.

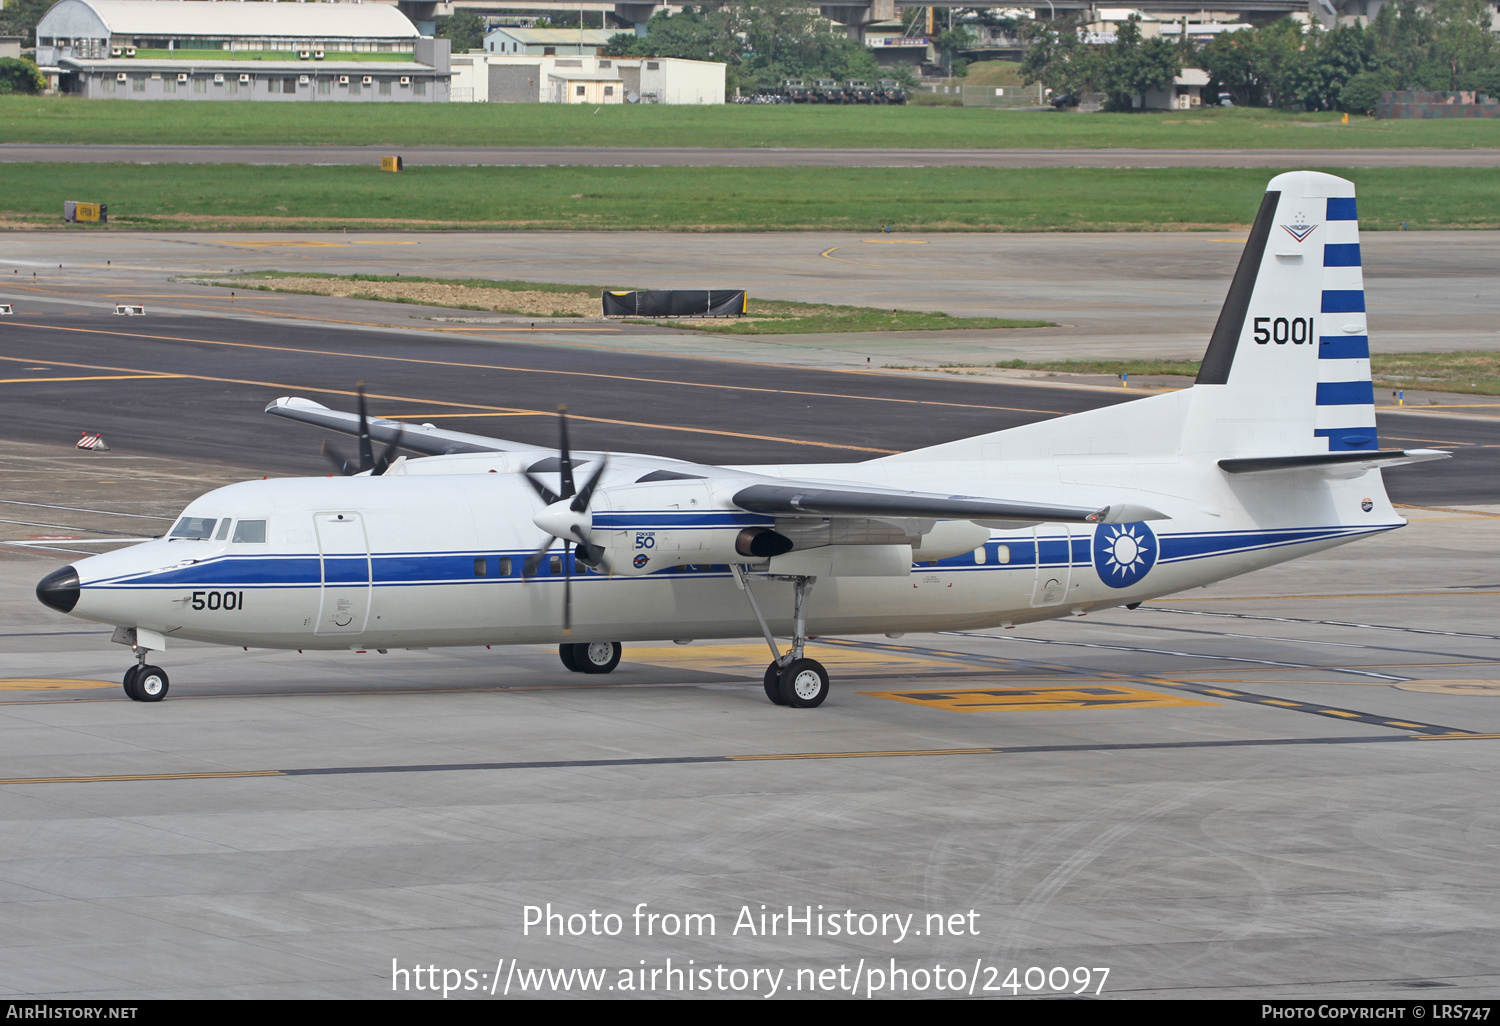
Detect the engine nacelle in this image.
<box><xmin>911</xmin><ymin>520</ymin><xmax>990</xmax><ymax>561</ymax></box>
<box><xmin>596</xmin><ymin>525</ymin><xmax>792</xmax><ymax>576</ymax></box>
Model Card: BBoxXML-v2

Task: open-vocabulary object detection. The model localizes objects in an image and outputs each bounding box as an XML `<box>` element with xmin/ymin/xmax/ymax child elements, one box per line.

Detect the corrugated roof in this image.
<box><xmin>47</xmin><ymin>0</ymin><xmax>419</xmax><ymax>39</ymax></box>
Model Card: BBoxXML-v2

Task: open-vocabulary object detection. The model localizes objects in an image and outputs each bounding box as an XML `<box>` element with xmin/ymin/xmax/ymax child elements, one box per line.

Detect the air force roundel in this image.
<box><xmin>1093</xmin><ymin>521</ymin><xmax>1158</xmax><ymax>589</ymax></box>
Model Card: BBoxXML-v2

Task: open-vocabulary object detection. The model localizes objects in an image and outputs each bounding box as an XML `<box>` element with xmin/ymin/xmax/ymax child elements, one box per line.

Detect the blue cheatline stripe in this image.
<box><xmin>1319</xmin><ymin>334</ymin><xmax>1369</xmax><ymax>360</ymax></box>
<box><xmin>1323</xmin><ymin>243</ymin><xmax>1361</xmax><ymax>267</ymax></box>
<box><xmin>1327</xmin><ymin>197</ymin><xmax>1358</xmax><ymax>221</ymax></box>
<box><xmin>1315</xmin><ymin>427</ymin><xmax>1379</xmax><ymax>451</ymax></box>
<box><xmin>1159</xmin><ymin>527</ymin><xmax>1350</xmax><ymax>562</ymax></box>
<box><xmin>85</xmin><ymin>526</ymin><xmax>1398</xmax><ymax>591</ymax></box>
<box><xmin>1317</xmin><ymin>380</ymin><xmax>1375</xmax><ymax>406</ymax></box>
<box><xmin>1321</xmin><ymin>290</ymin><xmax>1365</xmax><ymax>313</ymax></box>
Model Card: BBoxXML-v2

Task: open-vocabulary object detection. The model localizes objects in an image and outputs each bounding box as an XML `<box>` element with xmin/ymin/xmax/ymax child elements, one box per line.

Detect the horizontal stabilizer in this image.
<box><xmin>264</xmin><ymin>397</ymin><xmax>513</xmax><ymax>456</ymax></box>
<box><xmin>732</xmin><ymin>483</ymin><xmax>1108</xmax><ymax>525</ymax></box>
<box><xmin>1218</xmin><ymin>449</ymin><xmax>1450</xmax><ymax>474</ymax></box>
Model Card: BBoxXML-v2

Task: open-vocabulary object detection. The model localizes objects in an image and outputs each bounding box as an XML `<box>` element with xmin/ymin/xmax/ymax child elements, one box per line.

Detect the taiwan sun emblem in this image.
<box><xmin>1092</xmin><ymin>521</ymin><xmax>1158</xmax><ymax>589</ymax></box>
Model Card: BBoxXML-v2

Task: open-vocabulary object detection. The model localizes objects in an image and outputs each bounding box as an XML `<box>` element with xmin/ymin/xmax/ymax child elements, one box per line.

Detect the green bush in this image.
<box><xmin>0</xmin><ymin>57</ymin><xmax>44</xmax><ymax>95</ymax></box>
<box><xmin>1338</xmin><ymin>69</ymin><xmax>1395</xmax><ymax>115</ymax></box>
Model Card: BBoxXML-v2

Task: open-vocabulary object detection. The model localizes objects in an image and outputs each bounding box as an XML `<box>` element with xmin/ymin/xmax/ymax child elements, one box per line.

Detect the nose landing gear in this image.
<box><xmin>123</xmin><ymin>657</ymin><xmax>169</xmax><ymax>702</ymax></box>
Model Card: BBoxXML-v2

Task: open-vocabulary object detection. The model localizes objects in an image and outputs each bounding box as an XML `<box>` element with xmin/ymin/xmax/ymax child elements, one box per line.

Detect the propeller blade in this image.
<box><xmin>571</xmin><ymin>454</ymin><xmax>609</xmax><ymax>513</ymax></box>
<box><xmin>562</xmin><ymin>540</ymin><xmax>572</xmax><ymax>633</ymax></box>
<box><xmin>372</xmin><ymin>424</ymin><xmax>406</xmax><ymax>476</ymax></box>
<box><xmin>322</xmin><ymin>439</ymin><xmax>355</xmax><ymax>476</ymax></box>
<box><xmin>355</xmin><ymin>384</ymin><xmax>375</xmax><ymax>473</ymax></box>
<box><xmin>522</xmin><ymin>536</ymin><xmax>554</xmax><ymax>580</ymax></box>
<box><xmin>523</xmin><ymin>471</ymin><xmax>561</xmax><ymax>506</ymax></box>
<box><xmin>555</xmin><ymin>405</ymin><xmax>577</xmax><ymax>500</ymax></box>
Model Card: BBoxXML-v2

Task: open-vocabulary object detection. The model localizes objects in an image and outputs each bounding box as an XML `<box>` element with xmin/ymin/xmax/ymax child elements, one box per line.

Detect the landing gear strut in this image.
<box><xmin>735</xmin><ymin>568</ymin><xmax>830</xmax><ymax>708</ymax></box>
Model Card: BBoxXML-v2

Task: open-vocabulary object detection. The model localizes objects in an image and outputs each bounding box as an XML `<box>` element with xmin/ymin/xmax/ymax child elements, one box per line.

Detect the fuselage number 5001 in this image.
<box><xmin>191</xmin><ymin>590</ymin><xmax>243</xmax><ymax>611</ymax></box>
<box><xmin>1254</xmin><ymin>316</ymin><xmax>1313</xmax><ymax>345</ymax></box>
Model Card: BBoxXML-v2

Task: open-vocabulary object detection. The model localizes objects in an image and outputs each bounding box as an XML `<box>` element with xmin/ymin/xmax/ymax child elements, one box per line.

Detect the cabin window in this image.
<box><xmin>474</xmin><ymin>557</ymin><xmax>488</xmax><ymax>578</ymax></box>
<box><xmin>973</xmin><ymin>545</ymin><xmax>986</xmax><ymax>565</ymax></box>
<box><xmin>215</xmin><ymin>519</ymin><xmax>232</xmax><ymax>541</ymax></box>
<box><xmin>994</xmin><ymin>544</ymin><xmax>1011</xmax><ymax>564</ymax></box>
<box><xmin>549</xmin><ymin>554</ymin><xmax>562</xmax><ymax>576</ymax></box>
<box><xmin>499</xmin><ymin>557</ymin><xmax>513</xmax><ymax>576</ymax></box>
<box><xmin>169</xmin><ymin>517</ymin><xmax>216</xmax><ymax>539</ymax></box>
<box><xmin>232</xmin><ymin>520</ymin><xmax>267</xmax><ymax>543</ymax></box>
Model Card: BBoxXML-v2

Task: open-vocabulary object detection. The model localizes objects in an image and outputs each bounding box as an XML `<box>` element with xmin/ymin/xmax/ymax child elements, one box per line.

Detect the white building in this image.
<box><xmin>482</xmin><ymin>27</ymin><xmax>619</xmax><ymax>57</ymax></box>
<box><xmin>1139</xmin><ymin>68</ymin><xmax>1210</xmax><ymax>110</ymax></box>
<box><xmin>33</xmin><ymin>0</ymin><xmax>450</xmax><ymax>101</ymax></box>
<box><xmin>451</xmin><ymin>53</ymin><xmax>723</xmax><ymax>105</ymax></box>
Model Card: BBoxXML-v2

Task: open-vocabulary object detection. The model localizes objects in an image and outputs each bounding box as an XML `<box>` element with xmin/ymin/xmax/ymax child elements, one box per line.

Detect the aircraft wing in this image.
<box><xmin>265</xmin><ymin>397</ymin><xmax>516</xmax><ymax>456</ymax></box>
<box><xmin>731</xmin><ymin>483</ymin><xmax>1166</xmax><ymax>526</ymax></box>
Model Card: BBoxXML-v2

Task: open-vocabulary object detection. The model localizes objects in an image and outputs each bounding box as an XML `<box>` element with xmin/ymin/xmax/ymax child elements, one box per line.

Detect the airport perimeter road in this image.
<box><xmin>0</xmin><ymin>312</ymin><xmax>1494</xmax><ymax>506</ymax></box>
<box><xmin>5</xmin><ymin>144</ymin><xmax>1500</xmax><ymax>168</ymax></box>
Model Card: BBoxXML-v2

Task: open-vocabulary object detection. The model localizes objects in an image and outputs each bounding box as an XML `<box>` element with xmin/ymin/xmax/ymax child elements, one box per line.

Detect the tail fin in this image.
<box><xmin>1185</xmin><ymin>171</ymin><xmax>1376</xmax><ymax>457</ymax></box>
<box><xmin>889</xmin><ymin>172</ymin><xmax>1436</xmax><ymax>470</ymax></box>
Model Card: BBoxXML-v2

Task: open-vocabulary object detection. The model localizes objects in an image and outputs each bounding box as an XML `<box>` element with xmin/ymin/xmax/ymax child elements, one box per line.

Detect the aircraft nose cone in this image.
<box><xmin>36</xmin><ymin>566</ymin><xmax>80</xmax><ymax>613</ymax></box>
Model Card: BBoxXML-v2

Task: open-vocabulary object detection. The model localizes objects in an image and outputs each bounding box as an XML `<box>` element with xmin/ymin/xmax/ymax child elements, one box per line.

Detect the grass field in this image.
<box><xmin>5</xmin><ymin>96</ymin><xmax>1500</xmax><ymax>149</ymax></box>
<box><xmin>943</xmin><ymin>355</ymin><xmax>1500</xmax><ymax>396</ymax></box>
<box><xmin>2</xmin><ymin>163</ymin><xmax>1494</xmax><ymax>231</ymax></box>
<box><xmin>195</xmin><ymin>271</ymin><xmax>1053</xmax><ymax>333</ymax></box>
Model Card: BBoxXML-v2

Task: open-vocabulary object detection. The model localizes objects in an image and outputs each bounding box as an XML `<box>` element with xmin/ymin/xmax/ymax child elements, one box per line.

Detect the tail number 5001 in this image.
<box><xmin>1254</xmin><ymin>316</ymin><xmax>1313</xmax><ymax>345</ymax></box>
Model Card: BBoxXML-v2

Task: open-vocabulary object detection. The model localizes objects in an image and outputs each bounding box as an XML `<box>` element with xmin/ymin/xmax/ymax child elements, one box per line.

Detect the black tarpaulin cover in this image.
<box><xmin>602</xmin><ymin>290</ymin><xmax>747</xmax><ymax>317</ymax></box>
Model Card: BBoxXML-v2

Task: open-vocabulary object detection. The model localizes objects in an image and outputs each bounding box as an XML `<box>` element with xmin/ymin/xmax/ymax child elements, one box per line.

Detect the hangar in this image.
<box><xmin>33</xmin><ymin>0</ymin><xmax>451</xmax><ymax>100</ymax></box>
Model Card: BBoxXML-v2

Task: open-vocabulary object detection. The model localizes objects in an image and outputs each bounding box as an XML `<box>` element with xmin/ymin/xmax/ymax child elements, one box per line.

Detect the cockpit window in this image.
<box><xmin>232</xmin><ymin>520</ymin><xmax>267</xmax><ymax>544</ymax></box>
<box><xmin>214</xmin><ymin>519</ymin><xmax>232</xmax><ymax>541</ymax></box>
<box><xmin>169</xmin><ymin>517</ymin><xmax>216</xmax><ymax>540</ymax></box>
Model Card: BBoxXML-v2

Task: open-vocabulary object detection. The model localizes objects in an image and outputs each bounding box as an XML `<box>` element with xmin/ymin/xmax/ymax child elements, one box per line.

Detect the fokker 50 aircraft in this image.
<box><xmin>36</xmin><ymin>172</ymin><xmax>1448</xmax><ymax>707</ymax></box>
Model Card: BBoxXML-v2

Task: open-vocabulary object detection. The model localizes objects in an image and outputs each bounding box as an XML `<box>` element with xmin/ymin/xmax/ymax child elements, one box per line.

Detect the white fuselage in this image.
<box><xmin>60</xmin><ymin>450</ymin><xmax>1401</xmax><ymax>652</ymax></box>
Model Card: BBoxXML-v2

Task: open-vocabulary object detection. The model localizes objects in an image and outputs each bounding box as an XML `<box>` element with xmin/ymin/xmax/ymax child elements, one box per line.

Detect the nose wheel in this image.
<box><xmin>122</xmin><ymin>663</ymin><xmax>169</xmax><ymax>702</ymax></box>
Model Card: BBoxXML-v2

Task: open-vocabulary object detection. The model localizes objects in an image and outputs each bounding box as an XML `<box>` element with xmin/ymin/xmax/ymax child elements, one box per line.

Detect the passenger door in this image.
<box><xmin>314</xmin><ymin>512</ymin><xmax>370</xmax><ymax>636</ymax></box>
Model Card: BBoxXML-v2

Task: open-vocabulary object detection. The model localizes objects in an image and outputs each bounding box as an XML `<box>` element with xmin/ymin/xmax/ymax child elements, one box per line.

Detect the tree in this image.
<box><xmin>934</xmin><ymin>26</ymin><xmax>979</xmax><ymax>76</ymax></box>
<box><xmin>0</xmin><ymin>57</ymin><xmax>45</xmax><ymax>94</ymax></box>
<box><xmin>1099</xmin><ymin>15</ymin><xmax>1181</xmax><ymax>110</ymax></box>
<box><xmin>1020</xmin><ymin>17</ymin><xmax>1103</xmax><ymax>98</ymax></box>
<box><xmin>1285</xmin><ymin>24</ymin><xmax>1374</xmax><ymax>111</ymax></box>
<box><xmin>1197</xmin><ymin>18</ymin><xmax>1306</xmax><ymax>108</ymax></box>
<box><xmin>611</xmin><ymin>2</ymin><xmax>880</xmax><ymax>91</ymax></box>
<box><xmin>0</xmin><ymin>0</ymin><xmax>51</xmax><ymax>46</ymax></box>
<box><xmin>603</xmin><ymin>7</ymin><xmax>738</xmax><ymax>65</ymax></box>
<box><xmin>435</xmin><ymin>11</ymin><xmax>486</xmax><ymax>55</ymax></box>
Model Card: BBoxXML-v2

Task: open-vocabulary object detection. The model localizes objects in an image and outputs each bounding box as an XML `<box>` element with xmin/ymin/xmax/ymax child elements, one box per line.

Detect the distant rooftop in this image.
<box><xmin>483</xmin><ymin>27</ymin><xmax>618</xmax><ymax>45</ymax></box>
<box><xmin>37</xmin><ymin>0</ymin><xmax>421</xmax><ymax>40</ymax></box>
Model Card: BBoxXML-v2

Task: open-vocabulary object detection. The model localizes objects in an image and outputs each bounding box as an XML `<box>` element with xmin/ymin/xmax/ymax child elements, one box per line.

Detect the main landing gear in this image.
<box><xmin>736</xmin><ymin>569</ymin><xmax>829</xmax><ymax>709</ymax></box>
<box><xmin>559</xmin><ymin>640</ymin><xmax>622</xmax><ymax>674</ymax></box>
<box><xmin>123</xmin><ymin>653</ymin><xmax>169</xmax><ymax>703</ymax></box>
